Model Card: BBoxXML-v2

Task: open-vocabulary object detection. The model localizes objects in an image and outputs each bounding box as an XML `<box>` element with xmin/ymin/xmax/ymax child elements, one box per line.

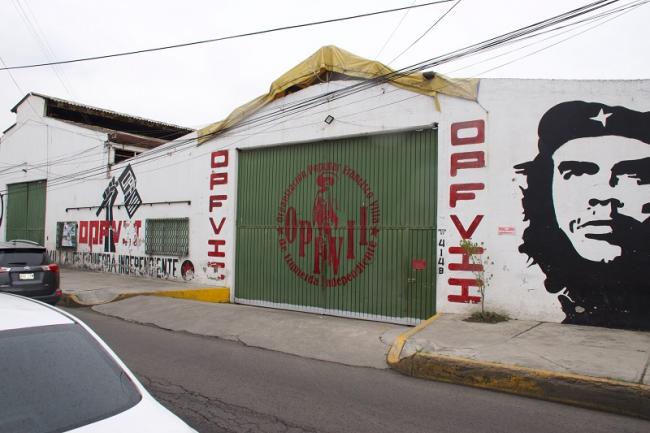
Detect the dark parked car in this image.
<box><xmin>0</xmin><ymin>240</ymin><xmax>61</xmax><ymax>304</ymax></box>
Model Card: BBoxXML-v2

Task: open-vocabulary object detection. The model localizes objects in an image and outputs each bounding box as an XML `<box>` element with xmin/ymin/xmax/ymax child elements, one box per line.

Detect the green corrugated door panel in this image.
<box><xmin>6</xmin><ymin>181</ymin><xmax>46</xmax><ymax>244</ymax></box>
<box><xmin>26</xmin><ymin>180</ymin><xmax>46</xmax><ymax>245</ymax></box>
<box><xmin>236</xmin><ymin>129</ymin><xmax>437</xmax><ymax>320</ymax></box>
<box><xmin>6</xmin><ymin>183</ymin><xmax>28</xmax><ymax>241</ymax></box>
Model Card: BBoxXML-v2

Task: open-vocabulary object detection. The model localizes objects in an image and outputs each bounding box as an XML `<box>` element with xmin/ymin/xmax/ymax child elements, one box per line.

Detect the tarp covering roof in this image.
<box><xmin>198</xmin><ymin>45</ymin><xmax>478</xmax><ymax>143</ymax></box>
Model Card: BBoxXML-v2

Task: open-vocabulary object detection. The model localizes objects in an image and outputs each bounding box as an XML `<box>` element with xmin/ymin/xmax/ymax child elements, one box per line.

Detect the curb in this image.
<box><xmin>152</xmin><ymin>287</ymin><xmax>230</xmax><ymax>303</ymax></box>
<box><xmin>386</xmin><ymin>313</ymin><xmax>439</xmax><ymax>365</ymax></box>
<box><xmin>60</xmin><ymin>287</ymin><xmax>230</xmax><ymax>307</ymax></box>
<box><xmin>386</xmin><ymin>316</ymin><xmax>650</xmax><ymax>420</ymax></box>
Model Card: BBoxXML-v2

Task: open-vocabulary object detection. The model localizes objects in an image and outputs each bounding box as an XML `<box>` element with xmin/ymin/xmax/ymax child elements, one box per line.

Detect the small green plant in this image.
<box><xmin>465</xmin><ymin>311</ymin><xmax>509</xmax><ymax>324</ymax></box>
<box><xmin>459</xmin><ymin>238</ymin><xmax>504</xmax><ymax>323</ymax></box>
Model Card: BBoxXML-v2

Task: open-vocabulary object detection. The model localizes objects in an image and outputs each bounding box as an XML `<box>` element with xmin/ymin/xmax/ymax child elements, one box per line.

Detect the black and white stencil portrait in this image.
<box><xmin>516</xmin><ymin>101</ymin><xmax>650</xmax><ymax>330</ymax></box>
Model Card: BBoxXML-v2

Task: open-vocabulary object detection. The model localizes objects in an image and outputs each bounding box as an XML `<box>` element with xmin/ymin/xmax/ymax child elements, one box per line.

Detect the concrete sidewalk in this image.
<box><xmin>60</xmin><ymin>267</ymin><xmax>229</xmax><ymax>306</ymax></box>
<box><xmin>388</xmin><ymin>314</ymin><xmax>650</xmax><ymax>419</ymax></box>
<box><xmin>92</xmin><ymin>295</ymin><xmax>406</xmax><ymax>369</ymax></box>
<box><xmin>60</xmin><ymin>269</ymin><xmax>650</xmax><ymax>419</ymax></box>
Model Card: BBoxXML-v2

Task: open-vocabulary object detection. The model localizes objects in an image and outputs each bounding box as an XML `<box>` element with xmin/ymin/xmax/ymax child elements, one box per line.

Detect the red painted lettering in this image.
<box><xmin>299</xmin><ymin>220</ymin><xmax>312</xmax><ymax>257</ymax></box>
<box><xmin>450</xmin><ymin>214</ymin><xmax>484</xmax><ymax>239</ymax></box>
<box><xmin>313</xmin><ymin>236</ymin><xmax>343</xmax><ymax>275</ymax></box>
<box><xmin>111</xmin><ymin>221</ymin><xmax>122</xmax><ymax>244</ymax></box>
<box><xmin>448</xmin><ymin>246</ymin><xmax>484</xmax><ymax>272</ymax></box>
<box><xmin>208</xmin><ymin>149</ymin><xmax>229</xmax><ymax>280</ymax></box>
<box><xmin>314</xmin><ymin>236</ymin><xmax>325</xmax><ymax>275</ymax></box>
<box><xmin>450</xmin><ymin>151</ymin><xmax>485</xmax><ymax>176</ymax></box>
<box><xmin>359</xmin><ymin>206</ymin><xmax>368</xmax><ymax>246</ymax></box>
<box><xmin>209</xmin><ymin>217</ymin><xmax>226</xmax><ymax>235</ymax></box>
<box><xmin>208</xmin><ymin>239</ymin><xmax>226</xmax><ymax>257</ymax></box>
<box><xmin>449</xmin><ymin>183</ymin><xmax>484</xmax><ymax>207</ymax></box>
<box><xmin>285</xmin><ymin>207</ymin><xmax>297</xmax><ymax>243</ymax></box>
<box><xmin>89</xmin><ymin>221</ymin><xmax>100</xmax><ymax>245</ymax></box>
<box><xmin>209</xmin><ymin>172</ymin><xmax>228</xmax><ymax>189</ymax></box>
<box><xmin>99</xmin><ymin>221</ymin><xmax>109</xmax><ymax>244</ymax></box>
<box><xmin>347</xmin><ymin>220</ymin><xmax>355</xmax><ymax>259</ymax></box>
<box><xmin>79</xmin><ymin>221</ymin><xmax>88</xmax><ymax>243</ymax></box>
<box><xmin>211</xmin><ymin>150</ymin><xmax>228</xmax><ymax>168</ymax></box>
<box><xmin>451</xmin><ymin>120</ymin><xmax>485</xmax><ymax>146</ymax></box>
<box><xmin>209</xmin><ymin>195</ymin><xmax>227</xmax><ymax>211</ymax></box>
<box><xmin>447</xmin><ymin>278</ymin><xmax>481</xmax><ymax>303</ymax></box>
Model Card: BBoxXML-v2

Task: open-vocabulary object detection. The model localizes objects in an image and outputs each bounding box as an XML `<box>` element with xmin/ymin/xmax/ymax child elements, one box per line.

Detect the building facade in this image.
<box><xmin>1</xmin><ymin>53</ymin><xmax>647</xmax><ymax>330</ymax></box>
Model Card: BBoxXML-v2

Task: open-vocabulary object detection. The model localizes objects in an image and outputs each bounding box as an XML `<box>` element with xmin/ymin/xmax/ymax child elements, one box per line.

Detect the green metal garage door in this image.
<box><xmin>236</xmin><ymin>129</ymin><xmax>437</xmax><ymax>323</ymax></box>
<box><xmin>5</xmin><ymin>180</ymin><xmax>47</xmax><ymax>245</ymax></box>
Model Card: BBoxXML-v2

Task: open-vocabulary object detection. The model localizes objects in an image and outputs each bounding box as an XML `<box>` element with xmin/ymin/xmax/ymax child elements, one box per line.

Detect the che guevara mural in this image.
<box><xmin>516</xmin><ymin>101</ymin><xmax>650</xmax><ymax>330</ymax></box>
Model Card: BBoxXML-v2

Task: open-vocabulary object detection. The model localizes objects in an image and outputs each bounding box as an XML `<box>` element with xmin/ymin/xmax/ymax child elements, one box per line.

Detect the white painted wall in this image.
<box><xmin>3</xmin><ymin>80</ymin><xmax>647</xmax><ymax>327</ymax></box>
<box><xmin>1</xmin><ymin>95</ymin><xmax>109</xmax><ymax>244</ymax></box>
<box><xmin>200</xmin><ymin>81</ymin><xmax>456</xmax><ymax>299</ymax></box>
<box><xmin>436</xmin><ymin>79</ymin><xmax>650</xmax><ymax>325</ymax></box>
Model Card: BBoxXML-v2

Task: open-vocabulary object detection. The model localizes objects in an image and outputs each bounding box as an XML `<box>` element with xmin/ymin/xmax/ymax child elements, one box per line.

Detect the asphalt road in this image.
<box><xmin>65</xmin><ymin>307</ymin><xmax>650</xmax><ymax>433</ymax></box>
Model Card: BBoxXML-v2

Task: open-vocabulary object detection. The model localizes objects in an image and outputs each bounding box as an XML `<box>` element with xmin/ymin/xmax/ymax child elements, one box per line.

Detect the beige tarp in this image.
<box><xmin>198</xmin><ymin>45</ymin><xmax>478</xmax><ymax>143</ymax></box>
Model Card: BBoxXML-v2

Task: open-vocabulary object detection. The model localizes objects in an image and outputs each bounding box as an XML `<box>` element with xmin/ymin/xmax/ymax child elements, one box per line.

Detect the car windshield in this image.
<box><xmin>0</xmin><ymin>249</ymin><xmax>48</xmax><ymax>267</ymax></box>
<box><xmin>0</xmin><ymin>323</ymin><xmax>141</xmax><ymax>433</ymax></box>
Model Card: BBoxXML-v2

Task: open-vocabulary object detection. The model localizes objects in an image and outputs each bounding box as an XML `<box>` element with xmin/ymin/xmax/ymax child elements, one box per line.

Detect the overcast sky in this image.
<box><xmin>0</xmin><ymin>0</ymin><xmax>647</xmax><ymax>133</ymax></box>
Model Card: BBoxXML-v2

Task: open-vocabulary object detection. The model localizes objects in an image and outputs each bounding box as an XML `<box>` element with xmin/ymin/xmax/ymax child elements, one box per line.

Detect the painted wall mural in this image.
<box><xmin>78</xmin><ymin>220</ymin><xmax>142</xmax><ymax>249</ymax></box>
<box><xmin>49</xmin><ymin>250</ymin><xmax>182</xmax><ymax>279</ymax></box>
<box><xmin>207</xmin><ymin>150</ymin><xmax>229</xmax><ymax>281</ymax></box>
<box><xmin>276</xmin><ymin>162</ymin><xmax>380</xmax><ymax>287</ymax></box>
<box><xmin>444</xmin><ymin>119</ymin><xmax>487</xmax><ymax>304</ymax></box>
<box><xmin>515</xmin><ymin>101</ymin><xmax>650</xmax><ymax>330</ymax></box>
<box><xmin>96</xmin><ymin>164</ymin><xmax>142</xmax><ymax>253</ymax></box>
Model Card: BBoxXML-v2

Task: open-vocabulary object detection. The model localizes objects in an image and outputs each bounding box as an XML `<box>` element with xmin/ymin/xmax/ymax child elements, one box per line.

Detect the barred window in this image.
<box><xmin>145</xmin><ymin>218</ymin><xmax>189</xmax><ymax>256</ymax></box>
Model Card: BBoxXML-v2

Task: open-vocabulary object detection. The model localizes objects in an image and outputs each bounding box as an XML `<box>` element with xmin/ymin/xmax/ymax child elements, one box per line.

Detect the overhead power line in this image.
<box><xmin>375</xmin><ymin>0</ymin><xmax>418</xmax><ymax>59</ymax></box>
<box><xmin>389</xmin><ymin>0</ymin><xmax>463</xmax><ymax>65</ymax></box>
<box><xmin>1</xmin><ymin>0</ymin><xmax>643</xmax><ymax>196</ymax></box>
<box><xmin>445</xmin><ymin>0</ymin><xmax>646</xmax><ymax>77</ymax></box>
<box><xmin>0</xmin><ymin>1</ymin><xmax>453</xmax><ymax>71</ymax></box>
<box><xmin>0</xmin><ymin>0</ymin><xmax>628</xmax><ymax>193</ymax></box>
<box><xmin>210</xmin><ymin>1</ymin><xmax>625</xmax><ymax>135</ymax></box>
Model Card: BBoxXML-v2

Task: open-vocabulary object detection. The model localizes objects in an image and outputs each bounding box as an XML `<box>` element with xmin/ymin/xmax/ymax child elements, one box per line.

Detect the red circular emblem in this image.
<box><xmin>277</xmin><ymin>162</ymin><xmax>380</xmax><ymax>287</ymax></box>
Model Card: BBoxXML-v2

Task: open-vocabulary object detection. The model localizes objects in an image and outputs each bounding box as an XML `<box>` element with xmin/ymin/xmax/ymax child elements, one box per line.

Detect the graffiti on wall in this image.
<box><xmin>61</xmin><ymin>222</ymin><xmax>77</xmax><ymax>247</ymax></box>
<box><xmin>515</xmin><ymin>101</ymin><xmax>650</xmax><ymax>330</ymax></box>
<box><xmin>78</xmin><ymin>220</ymin><xmax>142</xmax><ymax>249</ymax></box>
<box><xmin>49</xmin><ymin>250</ymin><xmax>181</xmax><ymax>279</ymax></box>
<box><xmin>445</xmin><ymin>120</ymin><xmax>487</xmax><ymax>304</ymax></box>
<box><xmin>207</xmin><ymin>150</ymin><xmax>228</xmax><ymax>280</ymax></box>
<box><xmin>277</xmin><ymin>162</ymin><xmax>380</xmax><ymax>287</ymax></box>
<box><xmin>96</xmin><ymin>164</ymin><xmax>142</xmax><ymax>252</ymax></box>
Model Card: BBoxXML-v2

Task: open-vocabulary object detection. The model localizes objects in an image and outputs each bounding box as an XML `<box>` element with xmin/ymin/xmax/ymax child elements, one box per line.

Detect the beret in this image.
<box><xmin>537</xmin><ymin>101</ymin><xmax>650</xmax><ymax>155</ymax></box>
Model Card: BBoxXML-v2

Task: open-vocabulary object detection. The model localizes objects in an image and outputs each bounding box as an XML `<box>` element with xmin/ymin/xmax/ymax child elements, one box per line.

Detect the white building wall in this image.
<box><xmin>4</xmin><ymin>80</ymin><xmax>647</xmax><ymax>328</ymax></box>
<box><xmin>45</xmin><ymin>130</ymin><xmax>207</xmax><ymax>282</ymax></box>
<box><xmin>436</xmin><ymin>79</ymin><xmax>649</xmax><ymax>328</ymax></box>
<box><xmin>199</xmin><ymin>81</ymin><xmax>459</xmax><ymax>300</ymax></box>
<box><xmin>1</xmin><ymin>97</ymin><xmax>109</xmax><ymax>245</ymax></box>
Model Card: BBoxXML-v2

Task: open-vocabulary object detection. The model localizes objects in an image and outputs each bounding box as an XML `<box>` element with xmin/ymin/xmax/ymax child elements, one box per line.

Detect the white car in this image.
<box><xmin>0</xmin><ymin>293</ymin><xmax>197</xmax><ymax>432</ymax></box>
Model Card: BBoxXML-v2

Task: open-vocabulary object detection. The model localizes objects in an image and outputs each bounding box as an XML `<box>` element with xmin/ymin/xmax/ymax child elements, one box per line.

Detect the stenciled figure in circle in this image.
<box><xmin>515</xmin><ymin>101</ymin><xmax>650</xmax><ymax>330</ymax></box>
<box><xmin>312</xmin><ymin>172</ymin><xmax>340</xmax><ymax>275</ymax></box>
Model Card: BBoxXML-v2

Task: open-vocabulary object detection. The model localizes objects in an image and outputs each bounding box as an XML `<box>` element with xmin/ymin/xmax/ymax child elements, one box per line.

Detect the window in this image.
<box><xmin>0</xmin><ymin>324</ymin><xmax>141</xmax><ymax>433</ymax></box>
<box><xmin>114</xmin><ymin>148</ymin><xmax>140</xmax><ymax>164</ymax></box>
<box><xmin>0</xmin><ymin>249</ymin><xmax>48</xmax><ymax>267</ymax></box>
<box><xmin>145</xmin><ymin>218</ymin><xmax>189</xmax><ymax>256</ymax></box>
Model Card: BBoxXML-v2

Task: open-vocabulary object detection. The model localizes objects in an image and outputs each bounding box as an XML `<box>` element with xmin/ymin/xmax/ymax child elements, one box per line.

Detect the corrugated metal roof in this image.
<box><xmin>11</xmin><ymin>92</ymin><xmax>193</xmax><ymax>138</ymax></box>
